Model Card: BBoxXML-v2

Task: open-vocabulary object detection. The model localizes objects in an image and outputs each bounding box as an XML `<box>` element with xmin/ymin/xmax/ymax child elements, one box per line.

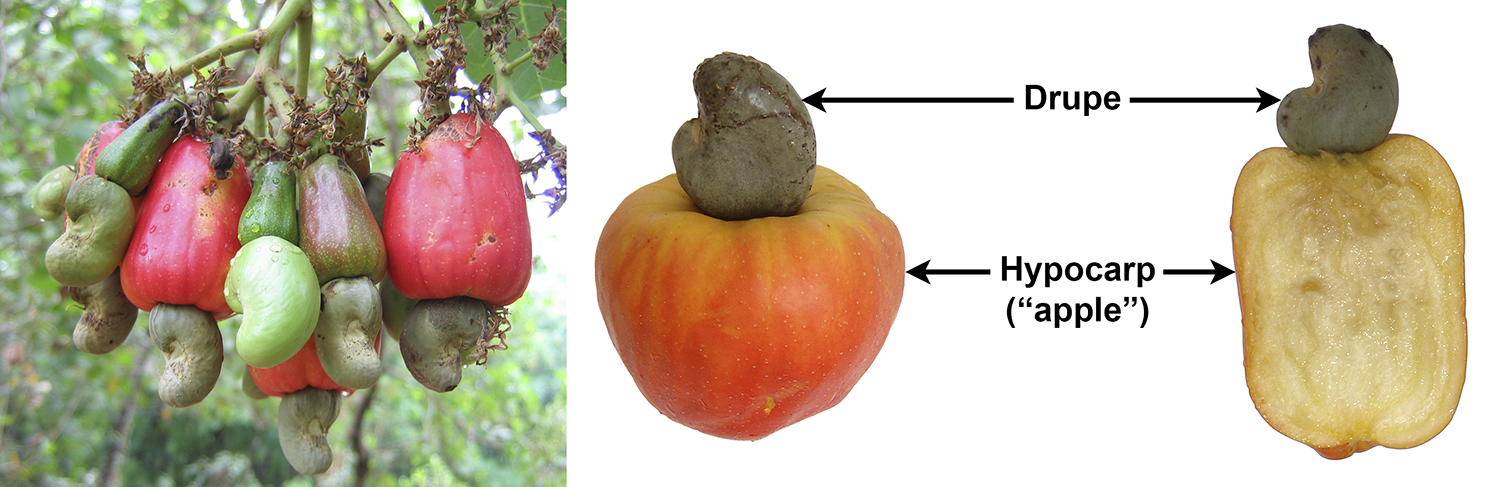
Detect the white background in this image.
<box><xmin>566</xmin><ymin>1</ymin><xmax>1497</xmax><ymax>484</ymax></box>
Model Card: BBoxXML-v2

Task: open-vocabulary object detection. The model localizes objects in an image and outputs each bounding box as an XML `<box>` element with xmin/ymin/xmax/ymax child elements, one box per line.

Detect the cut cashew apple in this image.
<box><xmin>1231</xmin><ymin>135</ymin><xmax>1465</xmax><ymax>458</ymax></box>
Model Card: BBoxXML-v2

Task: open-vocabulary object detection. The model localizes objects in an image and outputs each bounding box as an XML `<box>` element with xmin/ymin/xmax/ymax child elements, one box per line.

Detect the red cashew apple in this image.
<box><xmin>383</xmin><ymin>113</ymin><xmax>532</xmax><ymax>307</ymax></box>
<box><xmin>248</xmin><ymin>336</ymin><xmax>380</xmax><ymax>396</ymax></box>
<box><xmin>121</xmin><ymin>135</ymin><xmax>250</xmax><ymax>319</ymax></box>
<box><xmin>596</xmin><ymin>167</ymin><xmax>905</xmax><ymax>440</ymax></box>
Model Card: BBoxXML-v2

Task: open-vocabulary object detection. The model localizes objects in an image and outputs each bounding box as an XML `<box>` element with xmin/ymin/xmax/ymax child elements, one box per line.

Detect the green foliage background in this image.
<box><xmin>0</xmin><ymin>1</ymin><xmax>566</xmax><ymax>485</ymax></box>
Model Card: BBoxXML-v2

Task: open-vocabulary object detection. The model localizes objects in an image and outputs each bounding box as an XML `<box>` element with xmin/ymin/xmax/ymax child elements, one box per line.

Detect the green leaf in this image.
<box><xmin>28</xmin><ymin>262</ymin><xmax>62</xmax><ymax>296</ymax></box>
<box><xmin>505</xmin><ymin>0</ymin><xmax>567</xmax><ymax>102</ymax></box>
<box><xmin>80</xmin><ymin>57</ymin><xmax>124</xmax><ymax>89</ymax></box>
<box><xmin>460</xmin><ymin>21</ymin><xmax>494</xmax><ymax>86</ymax></box>
<box><xmin>51</xmin><ymin>120</ymin><xmax>98</xmax><ymax>169</ymax></box>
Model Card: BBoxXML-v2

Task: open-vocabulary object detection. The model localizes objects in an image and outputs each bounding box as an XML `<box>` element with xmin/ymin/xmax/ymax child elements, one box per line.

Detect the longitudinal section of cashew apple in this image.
<box><xmin>1232</xmin><ymin>135</ymin><xmax>1464</xmax><ymax>455</ymax></box>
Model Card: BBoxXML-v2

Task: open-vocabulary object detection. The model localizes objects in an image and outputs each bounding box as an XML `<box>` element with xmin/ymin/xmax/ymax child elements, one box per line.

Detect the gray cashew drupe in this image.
<box><xmin>1276</xmin><ymin>24</ymin><xmax>1398</xmax><ymax>155</ymax></box>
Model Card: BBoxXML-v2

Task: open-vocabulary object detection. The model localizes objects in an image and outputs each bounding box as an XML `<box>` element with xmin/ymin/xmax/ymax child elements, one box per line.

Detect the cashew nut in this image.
<box><xmin>149</xmin><ymin>304</ymin><xmax>222</xmax><ymax>408</ymax></box>
<box><xmin>71</xmin><ymin>268</ymin><xmax>139</xmax><ymax>355</ymax></box>
<box><xmin>314</xmin><ymin>277</ymin><xmax>384</xmax><ymax>390</ymax></box>
<box><xmin>400</xmin><ymin>297</ymin><xmax>487</xmax><ymax>392</ymax></box>
<box><xmin>1276</xmin><ymin>24</ymin><xmax>1398</xmax><ymax>155</ymax></box>
<box><xmin>242</xmin><ymin>366</ymin><xmax>269</xmax><ymax>400</ymax></box>
<box><xmin>277</xmin><ymin>387</ymin><xmax>342</xmax><ymax>475</ymax></box>
<box><xmin>672</xmin><ymin>52</ymin><xmax>816</xmax><ymax>221</ymax></box>
<box><xmin>45</xmin><ymin>175</ymin><xmax>136</xmax><ymax>287</ymax></box>
<box><xmin>29</xmin><ymin>165</ymin><xmax>75</xmax><ymax>221</ymax></box>
<box><xmin>226</xmin><ymin>235</ymin><xmax>321</xmax><ymax>368</ymax></box>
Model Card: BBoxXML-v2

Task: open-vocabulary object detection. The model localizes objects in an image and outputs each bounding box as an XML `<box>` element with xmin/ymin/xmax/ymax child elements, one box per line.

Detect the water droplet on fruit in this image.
<box><xmin>161</xmin><ymin>204</ymin><xmax>170</xmax><ymax>212</ymax></box>
<box><xmin>147</xmin><ymin>225</ymin><xmax>156</xmax><ymax>234</ymax></box>
<box><xmin>137</xmin><ymin>246</ymin><xmax>147</xmax><ymax>256</ymax></box>
<box><xmin>270</xmin><ymin>256</ymin><xmax>278</xmax><ymax>263</ymax></box>
<box><xmin>270</xmin><ymin>243</ymin><xmax>282</xmax><ymax>252</ymax></box>
<box><xmin>249</xmin><ymin>223</ymin><xmax>261</xmax><ymax>234</ymax></box>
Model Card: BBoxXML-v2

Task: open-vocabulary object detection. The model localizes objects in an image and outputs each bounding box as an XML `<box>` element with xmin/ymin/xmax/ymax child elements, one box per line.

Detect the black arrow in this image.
<box><xmin>907</xmin><ymin>260</ymin><xmax>991</xmax><ymax>284</ymax></box>
<box><xmin>1162</xmin><ymin>260</ymin><xmax>1236</xmax><ymax>284</ymax></box>
<box><xmin>802</xmin><ymin>88</ymin><xmax>1014</xmax><ymax>113</ymax></box>
<box><xmin>1128</xmin><ymin>88</ymin><xmax>1281</xmax><ymax>112</ymax></box>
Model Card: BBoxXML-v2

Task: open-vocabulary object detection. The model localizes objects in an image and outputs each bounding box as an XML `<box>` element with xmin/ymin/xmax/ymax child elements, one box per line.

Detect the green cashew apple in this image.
<box><xmin>299</xmin><ymin>154</ymin><xmax>386</xmax><ymax>284</ymax></box>
<box><xmin>226</xmin><ymin>236</ymin><xmax>321</xmax><ymax>368</ymax></box>
<box><xmin>94</xmin><ymin>98</ymin><xmax>186</xmax><ymax>196</ymax></box>
<box><xmin>240</xmin><ymin>159</ymin><xmax>301</xmax><ymax>245</ymax></box>
<box><xmin>363</xmin><ymin>172</ymin><xmax>417</xmax><ymax>341</ymax></box>
<box><xmin>243</xmin><ymin>366</ymin><xmax>269</xmax><ymax>400</ymax></box>
<box><xmin>380</xmin><ymin>277</ymin><xmax>417</xmax><ymax>341</ymax></box>
<box><xmin>45</xmin><ymin>175</ymin><xmax>135</xmax><ymax>287</ymax></box>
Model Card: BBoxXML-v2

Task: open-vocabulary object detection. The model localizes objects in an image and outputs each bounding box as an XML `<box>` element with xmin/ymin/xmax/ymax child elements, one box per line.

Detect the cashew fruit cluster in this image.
<box><xmin>39</xmin><ymin>102</ymin><xmax>535</xmax><ymax>475</ymax></box>
<box><xmin>233</xmin><ymin>153</ymin><xmax>387</xmax><ymax>475</ymax></box>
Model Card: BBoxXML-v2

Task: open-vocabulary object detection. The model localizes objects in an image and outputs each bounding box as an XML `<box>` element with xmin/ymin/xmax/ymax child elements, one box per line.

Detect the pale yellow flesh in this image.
<box><xmin>1231</xmin><ymin>135</ymin><xmax>1465</xmax><ymax>453</ymax></box>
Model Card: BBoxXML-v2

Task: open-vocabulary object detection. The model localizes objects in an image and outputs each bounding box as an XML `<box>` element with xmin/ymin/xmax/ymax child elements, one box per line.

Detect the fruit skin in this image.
<box><xmin>1231</xmin><ymin>135</ymin><xmax>1464</xmax><ymax>458</ymax></box>
<box><xmin>299</xmin><ymin>154</ymin><xmax>386</xmax><ymax>284</ymax></box>
<box><xmin>226</xmin><ymin>236</ymin><xmax>321</xmax><ymax>368</ymax></box>
<box><xmin>75</xmin><ymin>121</ymin><xmax>127</xmax><ymax>179</ymax></box>
<box><xmin>120</xmin><ymin>136</ymin><xmax>251</xmax><ymax>320</ymax></box>
<box><xmin>596</xmin><ymin>166</ymin><xmax>904</xmax><ymax>440</ymax></box>
<box><xmin>94</xmin><ymin>99</ymin><xmax>188</xmax><ymax>196</ymax></box>
<box><xmin>249</xmin><ymin>337</ymin><xmax>357</xmax><ymax>396</ymax></box>
<box><xmin>45</xmin><ymin>175</ymin><xmax>136</xmax><ymax>287</ymax></box>
<box><xmin>384</xmin><ymin>113</ymin><xmax>532</xmax><ymax>306</ymax></box>
<box><xmin>239</xmin><ymin>159</ymin><xmax>300</xmax><ymax>245</ymax></box>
